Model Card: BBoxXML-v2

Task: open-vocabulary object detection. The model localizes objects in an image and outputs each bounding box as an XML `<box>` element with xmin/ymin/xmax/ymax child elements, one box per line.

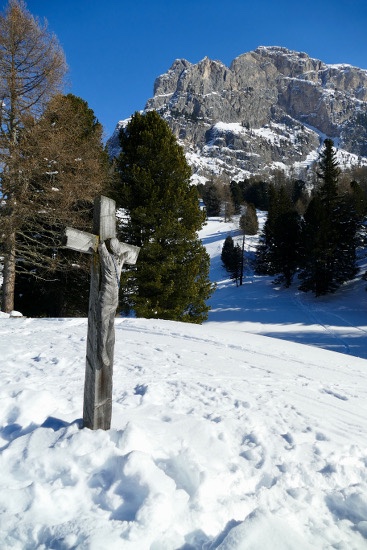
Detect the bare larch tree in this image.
<box><xmin>0</xmin><ymin>0</ymin><xmax>66</xmax><ymax>312</ymax></box>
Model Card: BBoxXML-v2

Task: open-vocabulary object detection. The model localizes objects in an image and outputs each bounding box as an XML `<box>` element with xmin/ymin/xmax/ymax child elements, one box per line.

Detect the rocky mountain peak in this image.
<box><xmin>109</xmin><ymin>47</ymin><xmax>367</xmax><ymax>183</ymax></box>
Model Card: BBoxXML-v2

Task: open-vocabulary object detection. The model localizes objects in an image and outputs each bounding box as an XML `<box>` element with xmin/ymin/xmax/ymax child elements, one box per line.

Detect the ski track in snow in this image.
<box><xmin>292</xmin><ymin>292</ymin><xmax>353</xmax><ymax>355</ymax></box>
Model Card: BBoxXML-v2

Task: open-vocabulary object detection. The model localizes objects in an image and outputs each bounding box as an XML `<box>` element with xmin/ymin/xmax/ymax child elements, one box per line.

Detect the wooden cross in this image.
<box><xmin>65</xmin><ymin>196</ymin><xmax>140</xmax><ymax>430</ymax></box>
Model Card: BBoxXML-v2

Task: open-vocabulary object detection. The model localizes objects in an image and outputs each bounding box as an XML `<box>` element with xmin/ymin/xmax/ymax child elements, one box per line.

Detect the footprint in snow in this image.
<box><xmin>321</xmin><ymin>388</ymin><xmax>348</xmax><ymax>401</ymax></box>
<box><xmin>240</xmin><ymin>432</ymin><xmax>265</xmax><ymax>469</ymax></box>
<box><xmin>281</xmin><ymin>432</ymin><xmax>295</xmax><ymax>450</ymax></box>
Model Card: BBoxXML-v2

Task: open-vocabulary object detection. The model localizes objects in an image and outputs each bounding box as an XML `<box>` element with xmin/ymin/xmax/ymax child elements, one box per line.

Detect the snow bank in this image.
<box><xmin>0</xmin><ymin>316</ymin><xmax>366</xmax><ymax>549</ymax></box>
<box><xmin>1</xmin><ymin>216</ymin><xmax>367</xmax><ymax>548</ymax></box>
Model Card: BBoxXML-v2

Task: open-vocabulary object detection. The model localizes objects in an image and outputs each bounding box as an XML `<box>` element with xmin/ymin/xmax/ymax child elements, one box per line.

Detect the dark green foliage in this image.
<box><xmin>221</xmin><ymin>236</ymin><xmax>235</xmax><ymax>270</ymax></box>
<box><xmin>225</xmin><ymin>177</ymin><xmax>308</xmax><ymax>213</ymax></box>
<box><xmin>239</xmin><ymin>203</ymin><xmax>259</xmax><ymax>235</ymax></box>
<box><xmin>240</xmin><ymin>180</ymin><xmax>270</xmax><ymax>210</ymax></box>
<box><xmin>230</xmin><ymin>181</ymin><xmax>243</xmax><ymax>214</ymax></box>
<box><xmin>115</xmin><ymin>110</ymin><xmax>213</xmax><ymax>323</ymax></box>
<box><xmin>255</xmin><ymin>185</ymin><xmax>301</xmax><ymax>287</ymax></box>
<box><xmin>231</xmin><ymin>243</ymin><xmax>243</xmax><ymax>285</ymax></box>
<box><xmin>299</xmin><ymin>139</ymin><xmax>358</xmax><ymax>296</ymax></box>
<box><xmin>199</xmin><ymin>181</ymin><xmax>222</xmax><ymax>216</ymax></box>
<box><xmin>317</xmin><ymin>138</ymin><xmax>340</xmax><ymax>200</ymax></box>
<box><xmin>291</xmin><ymin>179</ymin><xmax>307</xmax><ymax>206</ymax></box>
<box><xmin>231</xmin><ymin>243</ymin><xmax>243</xmax><ymax>286</ymax></box>
<box><xmin>221</xmin><ymin>236</ymin><xmax>243</xmax><ymax>285</ymax></box>
<box><xmin>350</xmin><ymin>180</ymin><xmax>367</xmax><ymax>221</ymax></box>
<box><xmin>15</xmin><ymin>261</ymin><xmax>91</xmax><ymax>317</ymax></box>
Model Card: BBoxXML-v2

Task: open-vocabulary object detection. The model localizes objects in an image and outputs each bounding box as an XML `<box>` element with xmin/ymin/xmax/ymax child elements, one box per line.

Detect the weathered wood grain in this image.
<box><xmin>65</xmin><ymin>195</ymin><xmax>140</xmax><ymax>431</ymax></box>
<box><xmin>93</xmin><ymin>195</ymin><xmax>116</xmax><ymax>242</ymax></box>
<box><xmin>65</xmin><ymin>227</ymin><xmax>99</xmax><ymax>254</ymax></box>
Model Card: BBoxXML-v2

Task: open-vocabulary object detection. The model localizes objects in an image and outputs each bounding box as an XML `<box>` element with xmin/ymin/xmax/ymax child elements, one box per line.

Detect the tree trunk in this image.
<box><xmin>239</xmin><ymin>234</ymin><xmax>245</xmax><ymax>286</ymax></box>
<box><xmin>2</xmin><ymin>232</ymin><xmax>16</xmax><ymax>313</ymax></box>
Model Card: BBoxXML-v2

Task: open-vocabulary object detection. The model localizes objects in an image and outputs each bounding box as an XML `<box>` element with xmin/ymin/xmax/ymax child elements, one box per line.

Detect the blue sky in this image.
<box><xmin>7</xmin><ymin>0</ymin><xmax>367</xmax><ymax>138</ymax></box>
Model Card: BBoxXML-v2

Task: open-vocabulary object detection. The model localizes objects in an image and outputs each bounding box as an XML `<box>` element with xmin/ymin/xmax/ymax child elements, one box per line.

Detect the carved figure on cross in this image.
<box><xmin>65</xmin><ymin>196</ymin><xmax>140</xmax><ymax>430</ymax></box>
<box><xmin>98</xmin><ymin>238</ymin><xmax>138</xmax><ymax>367</ymax></box>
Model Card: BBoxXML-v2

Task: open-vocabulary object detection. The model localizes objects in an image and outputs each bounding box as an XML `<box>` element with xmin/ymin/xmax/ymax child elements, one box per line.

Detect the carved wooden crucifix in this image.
<box><xmin>65</xmin><ymin>196</ymin><xmax>140</xmax><ymax>430</ymax></box>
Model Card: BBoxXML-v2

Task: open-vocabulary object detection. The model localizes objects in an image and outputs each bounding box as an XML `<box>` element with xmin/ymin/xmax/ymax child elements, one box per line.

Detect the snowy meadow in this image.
<box><xmin>0</xmin><ymin>215</ymin><xmax>367</xmax><ymax>549</ymax></box>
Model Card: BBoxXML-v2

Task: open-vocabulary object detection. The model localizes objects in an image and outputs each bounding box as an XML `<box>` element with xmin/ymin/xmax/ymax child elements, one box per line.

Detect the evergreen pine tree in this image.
<box><xmin>231</xmin><ymin>243</ymin><xmax>243</xmax><ymax>286</ymax></box>
<box><xmin>221</xmin><ymin>236</ymin><xmax>235</xmax><ymax>271</ymax></box>
<box><xmin>221</xmin><ymin>236</ymin><xmax>243</xmax><ymax>285</ymax></box>
<box><xmin>230</xmin><ymin>181</ymin><xmax>243</xmax><ymax>214</ymax></box>
<box><xmin>115</xmin><ymin>110</ymin><xmax>213</xmax><ymax>323</ymax></box>
<box><xmin>255</xmin><ymin>185</ymin><xmax>301</xmax><ymax>287</ymax></box>
<box><xmin>239</xmin><ymin>203</ymin><xmax>259</xmax><ymax>235</ymax></box>
<box><xmin>299</xmin><ymin>139</ymin><xmax>358</xmax><ymax>295</ymax></box>
<box><xmin>200</xmin><ymin>181</ymin><xmax>221</xmax><ymax>216</ymax></box>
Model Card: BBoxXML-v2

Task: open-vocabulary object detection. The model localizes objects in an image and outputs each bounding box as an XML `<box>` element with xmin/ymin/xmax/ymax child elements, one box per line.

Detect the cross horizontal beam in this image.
<box><xmin>65</xmin><ymin>227</ymin><xmax>99</xmax><ymax>254</ymax></box>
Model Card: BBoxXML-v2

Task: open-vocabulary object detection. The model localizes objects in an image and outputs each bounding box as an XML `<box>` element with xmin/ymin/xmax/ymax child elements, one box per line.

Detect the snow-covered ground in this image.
<box><xmin>204</xmin><ymin>214</ymin><xmax>367</xmax><ymax>360</ymax></box>
<box><xmin>1</xmin><ymin>215</ymin><xmax>367</xmax><ymax>549</ymax></box>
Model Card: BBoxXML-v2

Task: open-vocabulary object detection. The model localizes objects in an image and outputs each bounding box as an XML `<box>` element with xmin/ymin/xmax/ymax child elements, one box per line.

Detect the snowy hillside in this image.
<box><xmin>203</xmin><ymin>214</ymin><xmax>367</xmax><ymax>360</ymax></box>
<box><xmin>0</xmin><ymin>216</ymin><xmax>367</xmax><ymax>549</ymax></box>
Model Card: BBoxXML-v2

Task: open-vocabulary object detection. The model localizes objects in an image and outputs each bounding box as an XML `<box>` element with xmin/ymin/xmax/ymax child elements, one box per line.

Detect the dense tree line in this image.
<box><xmin>218</xmin><ymin>140</ymin><xmax>367</xmax><ymax>296</ymax></box>
<box><xmin>298</xmin><ymin>139</ymin><xmax>361</xmax><ymax>295</ymax></box>
<box><xmin>2</xmin><ymin>1</ymin><xmax>366</xmax><ymax>316</ymax></box>
<box><xmin>0</xmin><ymin>2</ymin><xmax>214</xmax><ymax>321</ymax></box>
<box><xmin>255</xmin><ymin>139</ymin><xmax>366</xmax><ymax>295</ymax></box>
<box><xmin>198</xmin><ymin>175</ymin><xmax>309</xmax><ymax>221</ymax></box>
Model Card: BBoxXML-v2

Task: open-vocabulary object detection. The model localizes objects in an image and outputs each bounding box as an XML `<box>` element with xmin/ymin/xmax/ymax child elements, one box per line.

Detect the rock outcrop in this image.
<box><xmin>109</xmin><ymin>47</ymin><xmax>367</xmax><ymax>182</ymax></box>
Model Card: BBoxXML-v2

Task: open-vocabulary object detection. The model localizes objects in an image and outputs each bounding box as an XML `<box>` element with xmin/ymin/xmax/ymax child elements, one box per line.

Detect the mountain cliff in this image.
<box><xmin>108</xmin><ymin>46</ymin><xmax>367</xmax><ymax>183</ymax></box>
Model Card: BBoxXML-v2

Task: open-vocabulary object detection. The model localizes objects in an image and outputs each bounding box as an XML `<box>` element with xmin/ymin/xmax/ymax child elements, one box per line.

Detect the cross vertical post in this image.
<box><xmin>84</xmin><ymin>196</ymin><xmax>115</xmax><ymax>430</ymax></box>
<box><xmin>65</xmin><ymin>196</ymin><xmax>140</xmax><ymax>430</ymax></box>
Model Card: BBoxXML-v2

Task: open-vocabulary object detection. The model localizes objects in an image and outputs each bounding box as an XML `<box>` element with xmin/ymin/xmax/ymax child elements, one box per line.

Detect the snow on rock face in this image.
<box><xmin>106</xmin><ymin>46</ymin><xmax>367</xmax><ymax>182</ymax></box>
<box><xmin>0</xmin><ymin>314</ymin><xmax>367</xmax><ymax>549</ymax></box>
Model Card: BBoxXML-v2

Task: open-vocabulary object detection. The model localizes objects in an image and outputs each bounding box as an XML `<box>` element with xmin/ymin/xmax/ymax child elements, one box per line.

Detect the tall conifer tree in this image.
<box><xmin>221</xmin><ymin>236</ymin><xmax>243</xmax><ymax>285</ymax></box>
<box><xmin>200</xmin><ymin>181</ymin><xmax>221</xmax><ymax>216</ymax></box>
<box><xmin>13</xmin><ymin>94</ymin><xmax>109</xmax><ymax>316</ymax></box>
<box><xmin>239</xmin><ymin>203</ymin><xmax>259</xmax><ymax>236</ymax></box>
<box><xmin>255</xmin><ymin>184</ymin><xmax>301</xmax><ymax>287</ymax></box>
<box><xmin>115</xmin><ymin>111</ymin><xmax>213</xmax><ymax>323</ymax></box>
<box><xmin>299</xmin><ymin>139</ymin><xmax>358</xmax><ymax>295</ymax></box>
